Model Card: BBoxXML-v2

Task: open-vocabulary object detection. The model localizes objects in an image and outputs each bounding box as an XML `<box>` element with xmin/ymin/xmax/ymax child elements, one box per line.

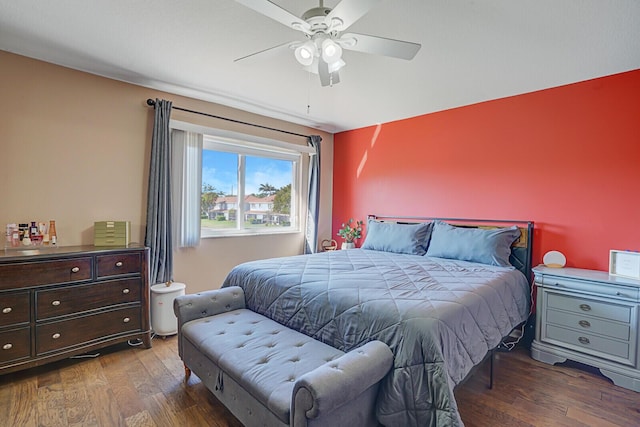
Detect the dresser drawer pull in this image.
<box><xmin>52</xmin><ymin>333</ymin><xmax>61</xmax><ymax>339</ymax></box>
<box><xmin>578</xmin><ymin>336</ymin><xmax>590</xmax><ymax>345</ymax></box>
<box><xmin>115</xmin><ymin>261</ymin><xmax>123</xmax><ymax>268</ymax></box>
<box><xmin>578</xmin><ymin>320</ymin><xmax>591</xmax><ymax>328</ymax></box>
<box><xmin>71</xmin><ymin>267</ymin><xmax>80</xmax><ymax>273</ymax></box>
<box><xmin>2</xmin><ymin>307</ymin><xmax>12</xmax><ymax>314</ymax></box>
<box><xmin>579</xmin><ymin>304</ymin><xmax>591</xmax><ymax>311</ymax></box>
<box><xmin>123</xmin><ymin>317</ymin><xmax>130</xmax><ymax>323</ymax></box>
<box><xmin>122</xmin><ymin>288</ymin><xmax>130</xmax><ymax>294</ymax></box>
<box><xmin>52</xmin><ymin>300</ymin><xmax>61</xmax><ymax>306</ymax></box>
<box><xmin>2</xmin><ymin>343</ymin><xmax>12</xmax><ymax>350</ymax></box>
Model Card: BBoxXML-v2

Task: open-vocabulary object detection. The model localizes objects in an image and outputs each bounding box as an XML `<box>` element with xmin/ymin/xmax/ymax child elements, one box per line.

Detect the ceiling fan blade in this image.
<box><xmin>339</xmin><ymin>32</ymin><xmax>421</xmax><ymax>60</ymax></box>
<box><xmin>325</xmin><ymin>0</ymin><xmax>385</xmax><ymax>31</ymax></box>
<box><xmin>234</xmin><ymin>41</ymin><xmax>294</xmax><ymax>63</ymax></box>
<box><xmin>234</xmin><ymin>0</ymin><xmax>311</xmax><ymax>33</ymax></box>
<box><xmin>317</xmin><ymin>58</ymin><xmax>340</xmax><ymax>87</ymax></box>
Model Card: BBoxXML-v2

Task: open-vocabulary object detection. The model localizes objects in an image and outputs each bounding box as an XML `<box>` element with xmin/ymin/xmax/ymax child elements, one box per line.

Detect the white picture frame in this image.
<box><xmin>609</xmin><ymin>250</ymin><xmax>640</xmax><ymax>280</ymax></box>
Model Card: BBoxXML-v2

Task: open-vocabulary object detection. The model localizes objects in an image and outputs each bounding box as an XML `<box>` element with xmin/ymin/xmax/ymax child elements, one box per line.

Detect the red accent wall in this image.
<box><xmin>332</xmin><ymin>70</ymin><xmax>640</xmax><ymax>271</ymax></box>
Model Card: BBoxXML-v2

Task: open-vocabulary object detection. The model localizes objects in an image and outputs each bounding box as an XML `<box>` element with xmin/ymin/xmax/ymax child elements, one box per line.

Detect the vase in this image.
<box><xmin>341</xmin><ymin>242</ymin><xmax>356</xmax><ymax>250</ymax></box>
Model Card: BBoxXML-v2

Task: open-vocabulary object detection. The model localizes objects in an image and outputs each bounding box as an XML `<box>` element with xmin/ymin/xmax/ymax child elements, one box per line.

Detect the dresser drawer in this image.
<box><xmin>96</xmin><ymin>253</ymin><xmax>141</xmax><ymax>278</ymax></box>
<box><xmin>36</xmin><ymin>278</ymin><xmax>142</xmax><ymax>320</ymax></box>
<box><xmin>545</xmin><ymin>324</ymin><xmax>632</xmax><ymax>365</ymax></box>
<box><xmin>0</xmin><ymin>291</ymin><xmax>30</xmax><ymax>327</ymax></box>
<box><xmin>546</xmin><ymin>309</ymin><xmax>630</xmax><ymax>341</ymax></box>
<box><xmin>36</xmin><ymin>306</ymin><xmax>142</xmax><ymax>355</ymax></box>
<box><xmin>547</xmin><ymin>292</ymin><xmax>631</xmax><ymax>323</ymax></box>
<box><xmin>0</xmin><ymin>327</ymin><xmax>31</xmax><ymax>365</ymax></box>
<box><xmin>0</xmin><ymin>257</ymin><xmax>92</xmax><ymax>290</ymax></box>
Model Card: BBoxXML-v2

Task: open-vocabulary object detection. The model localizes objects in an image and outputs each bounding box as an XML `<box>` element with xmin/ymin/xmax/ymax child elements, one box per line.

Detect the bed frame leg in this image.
<box><xmin>489</xmin><ymin>349</ymin><xmax>494</xmax><ymax>389</ymax></box>
<box><xmin>184</xmin><ymin>364</ymin><xmax>191</xmax><ymax>380</ymax></box>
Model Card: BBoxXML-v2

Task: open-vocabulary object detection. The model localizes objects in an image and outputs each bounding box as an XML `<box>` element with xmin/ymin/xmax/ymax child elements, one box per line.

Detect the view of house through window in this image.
<box><xmin>201</xmin><ymin>139</ymin><xmax>298</xmax><ymax>237</ymax></box>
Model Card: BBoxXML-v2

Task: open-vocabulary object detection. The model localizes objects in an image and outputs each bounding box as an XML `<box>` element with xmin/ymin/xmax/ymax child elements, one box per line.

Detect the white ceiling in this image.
<box><xmin>1</xmin><ymin>0</ymin><xmax>639</xmax><ymax>133</ymax></box>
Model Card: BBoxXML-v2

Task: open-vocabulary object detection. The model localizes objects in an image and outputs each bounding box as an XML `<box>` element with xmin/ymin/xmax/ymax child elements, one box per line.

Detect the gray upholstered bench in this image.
<box><xmin>173</xmin><ymin>286</ymin><xmax>393</xmax><ymax>427</ymax></box>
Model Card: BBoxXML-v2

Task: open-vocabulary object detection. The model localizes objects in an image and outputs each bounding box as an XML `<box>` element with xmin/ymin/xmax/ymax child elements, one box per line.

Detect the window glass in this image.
<box><xmin>201</xmin><ymin>143</ymin><xmax>299</xmax><ymax>237</ymax></box>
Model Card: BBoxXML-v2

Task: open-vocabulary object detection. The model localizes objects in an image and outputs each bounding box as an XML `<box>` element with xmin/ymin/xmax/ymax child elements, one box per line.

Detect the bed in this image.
<box><xmin>221</xmin><ymin>216</ymin><xmax>534</xmax><ymax>426</ymax></box>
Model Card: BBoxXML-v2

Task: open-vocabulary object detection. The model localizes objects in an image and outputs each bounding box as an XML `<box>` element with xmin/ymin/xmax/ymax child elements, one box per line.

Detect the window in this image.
<box><xmin>201</xmin><ymin>135</ymin><xmax>302</xmax><ymax>237</ymax></box>
<box><xmin>170</xmin><ymin>121</ymin><xmax>313</xmax><ymax>242</ymax></box>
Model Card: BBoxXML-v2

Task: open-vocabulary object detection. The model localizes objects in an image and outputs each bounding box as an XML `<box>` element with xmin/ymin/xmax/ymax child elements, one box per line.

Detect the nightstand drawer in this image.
<box><xmin>36</xmin><ymin>306</ymin><xmax>142</xmax><ymax>355</ymax></box>
<box><xmin>0</xmin><ymin>257</ymin><xmax>92</xmax><ymax>290</ymax></box>
<box><xmin>96</xmin><ymin>253</ymin><xmax>141</xmax><ymax>278</ymax></box>
<box><xmin>0</xmin><ymin>327</ymin><xmax>31</xmax><ymax>364</ymax></box>
<box><xmin>0</xmin><ymin>292</ymin><xmax>30</xmax><ymax>327</ymax></box>
<box><xmin>547</xmin><ymin>293</ymin><xmax>631</xmax><ymax>323</ymax></box>
<box><xmin>547</xmin><ymin>309</ymin><xmax>630</xmax><ymax>341</ymax></box>
<box><xmin>36</xmin><ymin>278</ymin><xmax>142</xmax><ymax>320</ymax></box>
<box><xmin>545</xmin><ymin>324</ymin><xmax>631</xmax><ymax>364</ymax></box>
<box><xmin>540</xmin><ymin>276</ymin><xmax>639</xmax><ymax>300</ymax></box>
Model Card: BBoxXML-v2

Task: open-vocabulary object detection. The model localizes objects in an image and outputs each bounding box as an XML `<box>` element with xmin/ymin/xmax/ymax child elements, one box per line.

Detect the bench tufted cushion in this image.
<box><xmin>182</xmin><ymin>309</ymin><xmax>345</xmax><ymax>424</ymax></box>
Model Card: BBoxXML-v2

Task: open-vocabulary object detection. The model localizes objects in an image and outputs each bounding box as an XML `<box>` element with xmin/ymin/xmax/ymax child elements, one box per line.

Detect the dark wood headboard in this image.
<box><xmin>368</xmin><ymin>215</ymin><xmax>535</xmax><ymax>283</ymax></box>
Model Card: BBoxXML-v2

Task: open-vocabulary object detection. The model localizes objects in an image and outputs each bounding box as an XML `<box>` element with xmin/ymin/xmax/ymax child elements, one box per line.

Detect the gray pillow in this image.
<box><xmin>425</xmin><ymin>221</ymin><xmax>520</xmax><ymax>267</ymax></box>
<box><xmin>362</xmin><ymin>220</ymin><xmax>432</xmax><ymax>255</ymax></box>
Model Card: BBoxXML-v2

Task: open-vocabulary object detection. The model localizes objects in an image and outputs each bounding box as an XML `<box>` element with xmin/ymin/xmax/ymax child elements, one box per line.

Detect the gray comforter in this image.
<box><xmin>222</xmin><ymin>249</ymin><xmax>530</xmax><ymax>426</ymax></box>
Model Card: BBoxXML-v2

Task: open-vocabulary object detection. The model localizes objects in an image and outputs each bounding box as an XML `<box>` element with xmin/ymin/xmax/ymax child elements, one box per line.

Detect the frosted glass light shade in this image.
<box><xmin>295</xmin><ymin>41</ymin><xmax>316</xmax><ymax>66</ymax></box>
<box><xmin>321</xmin><ymin>39</ymin><xmax>342</xmax><ymax>64</ymax></box>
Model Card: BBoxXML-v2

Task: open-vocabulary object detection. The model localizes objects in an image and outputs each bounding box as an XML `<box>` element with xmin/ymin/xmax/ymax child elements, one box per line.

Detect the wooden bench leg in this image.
<box><xmin>184</xmin><ymin>364</ymin><xmax>191</xmax><ymax>380</ymax></box>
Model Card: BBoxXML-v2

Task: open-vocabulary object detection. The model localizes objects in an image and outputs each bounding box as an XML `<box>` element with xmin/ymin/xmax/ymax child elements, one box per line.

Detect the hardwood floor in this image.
<box><xmin>1</xmin><ymin>337</ymin><xmax>639</xmax><ymax>426</ymax></box>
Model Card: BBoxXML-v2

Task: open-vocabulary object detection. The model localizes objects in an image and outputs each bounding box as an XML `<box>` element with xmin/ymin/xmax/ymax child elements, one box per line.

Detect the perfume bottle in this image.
<box><xmin>22</xmin><ymin>230</ymin><xmax>31</xmax><ymax>246</ymax></box>
<box><xmin>49</xmin><ymin>220</ymin><xmax>57</xmax><ymax>246</ymax></box>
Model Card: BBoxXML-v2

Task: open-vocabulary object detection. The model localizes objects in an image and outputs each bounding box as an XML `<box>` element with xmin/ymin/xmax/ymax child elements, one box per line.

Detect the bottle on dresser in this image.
<box><xmin>49</xmin><ymin>220</ymin><xmax>57</xmax><ymax>245</ymax></box>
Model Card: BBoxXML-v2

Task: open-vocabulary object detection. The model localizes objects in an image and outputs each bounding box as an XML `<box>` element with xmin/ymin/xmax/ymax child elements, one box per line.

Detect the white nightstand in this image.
<box><xmin>531</xmin><ymin>265</ymin><xmax>640</xmax><ymax>391</ymax></box>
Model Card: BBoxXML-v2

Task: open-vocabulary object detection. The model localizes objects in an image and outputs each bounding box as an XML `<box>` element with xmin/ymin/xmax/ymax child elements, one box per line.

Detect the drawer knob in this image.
<box><xmin>115</xmin><ymin>261</ymin><xmax>123</xmax><ymax>267</ymax></box>
<box><xmin>578</xmin><ymin>320</ymin><xmax>591</xmax><ymax>328</ymax></box>
<box><xmin>123</xmin><ymin>317</ymin><xmax>130</xmax><ymax>323</ymax></box>
<box><xmin>2</xmin><ymin>343</ymin><xmax>12</xmax><ymax>350</ymax></box>
<box><xmin>578</xmin><ymin>336</ymin><xmax>590</xmax><ymax>345</ymax></box>
<box><xmin>2</xmin><ymin>307</ymin><xmax>12</xmax><ymax>314</ymax></box>
<box><xmin>52</xmin><ymin>333</ymin><xmax>61</xmax><ymax>339</ymax></box>
<box><xmin>52</xmin><ymin>300</ymin><xmax>61</xmax><ymax>306</ymax></box>
<box><xmin>71</xmin><ymin>267</ymin><xmax>80</xmax><ymax>273</ymax></box>
<box><xmin>579</xmin><ymin>304</ymin><xmax>591</xmax><ymax>311</ymax></box>
<box><xmin>122</xmin><ymin>288</ymin><xmax>130</xmax><ymax>294</ymax></box>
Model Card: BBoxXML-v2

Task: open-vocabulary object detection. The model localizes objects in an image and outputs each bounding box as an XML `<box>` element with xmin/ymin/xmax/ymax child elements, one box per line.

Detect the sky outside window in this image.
<box><xmin>202</xmin><ymin>150</ymin><xmax>292</xmax><ymax>195</ymax></box>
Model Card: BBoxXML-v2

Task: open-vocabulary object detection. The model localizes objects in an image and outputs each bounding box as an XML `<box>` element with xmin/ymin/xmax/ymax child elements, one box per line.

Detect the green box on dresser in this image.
<box><xmin>94</xmin><ymin>221</ymin><xmax>131</xmax><ymax>246</ymax></box>
<box><xmin>531</xmin><ymin>265</ymin><xmax>640</xmax><ymax>391</ymax></box>
<box><xmin>0</xmin><ymin>245</ymin><xmax>151</xmax><ymax>375</ymax></box>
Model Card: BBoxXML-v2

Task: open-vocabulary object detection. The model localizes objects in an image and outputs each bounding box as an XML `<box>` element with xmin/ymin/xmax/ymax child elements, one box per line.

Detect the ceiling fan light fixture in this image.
<box><xmin>321</xmin><ymin>38</ymin><xmax>342</xmax><ymax>64</ymax></box>
<box><xmin>328</xmin><ymin>58</ymin><xmax>346</xmax><ymax>73</ymax></box>
<box><xmin>295</xmin><ymin>41</ymin><xmax>316</xmax><ymax>66</ymax></box>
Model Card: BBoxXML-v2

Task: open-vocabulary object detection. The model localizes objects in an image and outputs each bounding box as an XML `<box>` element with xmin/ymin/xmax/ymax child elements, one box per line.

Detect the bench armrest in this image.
<box><xmin>173</xmin><ymin>286</ymin><xmax>246</xmax><ymax>328</ymax></box>
<box><xmin>291</xmin><ymin>340</ymin><xmax>393</xmax><ymax>425</ymax></box>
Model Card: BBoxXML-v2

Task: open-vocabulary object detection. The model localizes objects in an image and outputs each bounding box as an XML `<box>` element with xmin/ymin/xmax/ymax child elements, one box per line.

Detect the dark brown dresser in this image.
<box><xmin>0</xmin><ymin>245</ymin><xmax>151</xmax><ymax>375</ymax></box>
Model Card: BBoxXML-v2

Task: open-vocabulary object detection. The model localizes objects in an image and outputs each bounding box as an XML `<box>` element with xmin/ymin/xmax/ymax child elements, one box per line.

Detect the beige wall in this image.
<box><xmin>0</xmin><ymin>51</ymin><xmax>334</xmax><ymax>293</ymax></box>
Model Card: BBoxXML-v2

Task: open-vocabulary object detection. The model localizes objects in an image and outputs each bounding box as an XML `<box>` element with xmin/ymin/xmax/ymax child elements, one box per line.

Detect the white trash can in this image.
<box><xmin>150</xmin><ymin>282</ymin><xmax>186</xmax><ymax>337</ymax></box>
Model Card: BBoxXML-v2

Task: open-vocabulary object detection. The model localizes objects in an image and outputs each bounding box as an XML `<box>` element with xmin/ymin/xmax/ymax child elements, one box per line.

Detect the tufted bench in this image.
<box><xmin>173</xmin><ymin>286</ymin><xmax>393</xmax><ymax>427</ymax></box>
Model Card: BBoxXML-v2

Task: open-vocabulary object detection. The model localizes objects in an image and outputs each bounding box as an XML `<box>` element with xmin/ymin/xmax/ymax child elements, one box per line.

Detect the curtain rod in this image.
<box><xmin>146</xmin><ymin>99</ymin><xmax>310</xmax><ymax>139</ymax></box>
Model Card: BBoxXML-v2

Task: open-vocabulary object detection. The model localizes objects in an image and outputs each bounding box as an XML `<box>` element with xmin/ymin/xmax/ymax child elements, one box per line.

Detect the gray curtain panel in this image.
<box><xmin>304</xmin><ymin>135</ymin><xmax>322</xmax><ymax>254</ymax></box>
<box><xmin>145</xmin><ymin>99</ymin><xmax>173</xmax><ymax>284</ymax></box>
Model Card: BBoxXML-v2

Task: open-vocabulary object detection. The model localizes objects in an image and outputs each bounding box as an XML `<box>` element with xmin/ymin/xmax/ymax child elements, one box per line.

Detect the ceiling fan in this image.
<box><xmin>234</xmin><ymin>0</ymin><xmax>421</xmax><ymax>87</ymax></box>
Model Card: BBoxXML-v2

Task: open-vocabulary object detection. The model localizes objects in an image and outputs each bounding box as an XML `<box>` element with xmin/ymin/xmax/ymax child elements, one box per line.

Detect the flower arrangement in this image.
<box><xmin>337</xmin><ymin>218</ymin><xmax>364</xmax><ymax>243</ymax></box>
